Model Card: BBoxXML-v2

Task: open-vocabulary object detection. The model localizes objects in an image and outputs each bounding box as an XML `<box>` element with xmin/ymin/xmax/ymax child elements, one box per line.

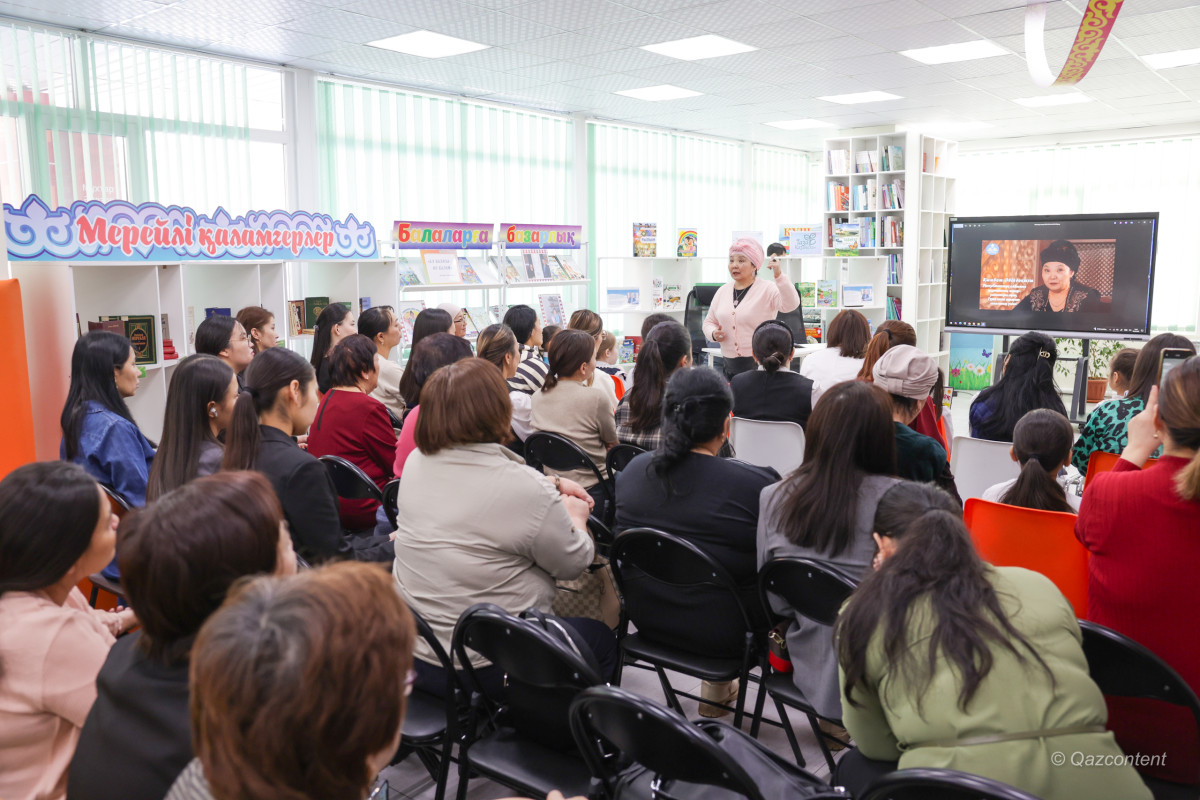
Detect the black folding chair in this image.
<box><xmin>757</xmin><ymin>557</ymin><xmax>859</xmax><ymax>771</ymax></box>
<box><xmin>609</xmin><ymin>528</ymin><xmax>764</xmax><ymax>730</ymax></box>
<box><xmin>1079</xmin><ymin>619</ymin><xmax>1200</xmax><ymax>797</ymax></box>
<box><xmin>605</xmin><ymin>443</ymin><xmax>645</xmax><ymax>478</ymax></box>
<box><xmin>382</xmin><ymin>478</ymin><xmax>401</xmax><ymax>530</ymax></box>
<box><xmin>586</xmin><ymin>515</ymin><xmax>615</xmax><ymax>560</ymax></box>
<box><xmin>390</xmin><ymin>607</ymin><xmax>465</xmax><ymax>800</ymax></box>
<box><xmin>89</xmin><ymin>484</ymin><xmax>132</xmax><ymax>606</ymax></box>
<box><xmin>318</xmin><ymin>454</ymin><xmax>385</xmax><ymax>505</ymax></box>
<box><xmin>386</xmin><ymin>406</ymin><xmax>403</xmax><ymax>431</ymax></box>
<box><xmin>570</xmin><ymin>685</ymin><xmax>840</xmax><ymax>800</ymax></box>
<box><xmin>859</xmin><ymin>768</ymin><xmax>1043</xmax><ymax>800</ymax></box>
<box><xmin>450</xmin><ymin>603</ymin><xmax>603</xmax><ymax>800</ymax></box>
<box><xmin>524</xmin><ymin>431</ymin><xmax>615</xmax><ymax>525</ymax></box>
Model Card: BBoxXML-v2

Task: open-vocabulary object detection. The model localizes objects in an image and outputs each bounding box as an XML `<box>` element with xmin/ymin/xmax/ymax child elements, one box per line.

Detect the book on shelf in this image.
<box><xmin>833</xmin><ymin>222</ymin><xmax>860</xmax><ymax>256</ymax></box>
<box><xmin>618</xmin><ymin>338</ymin><xmax>635</xmax><ymax>363</ymax></box>
<box><xmin>548</xmin><ymin>256</ymin><xmax>570</xmax><ymax>281</ymax></box>
<box><xmin>606</xmin><ymin>286</ymin><xmax>640</xmax><ymax>311</ymax></box>
<box><xmin>858</xmin><ymin>218</ymin><xmax>876</xmax><ymax>249</ymax></box>
<box><xmin>663</xmin><ymin>283</ymin><xmax>682</xmax><ymax>310</ymax></box>
<box><xmin>798</xmin><ymin>282</ymin><xmax>816</xmax><ymax>309</ymax></box>
<box><xmin>842</xmin><ymin>284</ymin><xmax>875</xmax><ymax>307</ymax></box>
<box><xmin>854</xmin><ymin>150</ymin><xmax>877</xmax><ymax>173</ymax></box>
<box><xmin>204</xmin><ymin>307</ymin><xmax>232</xmax><ymax>319</ymax></box>
<box><xmin>521</xmin><ymin>254</ymin><xmax>539</xmax><ymax>281</ymax></box>
<box><xmin>886</xmin><ymin>296</ymin><xmax>903</xmax><ymax>321</ymax></box>
<box><xmin>852</xmin><ymin>180</ymin><xmax>877</xmax><ymax>211</ymax></box>
<box><xmin>491</xmin><ymin>255</ymin><xmax>520</xmax><ymax>283</ymax></box>
<box><xmin>826</xmin><ymin>149</ymin><xmax>849</xmax><ymax>174</ymax></box>
<box><xmin>651</xmin><ymin>278</ymin><xmax>664</xmax><ymax>309</ymax></box>
<box><xmin>422</xmin><ymin>251</ymin><xmax>461</xmax><ymax>285</ymax></box>
<box><xmin>537</xmin><ymin>253</ymin><xmax>555</xmax><ymax>280</ymax></box>
<box><xmin>397</xmin><ymin>257</ymin><xmax>424</xmax><ymax>287</ymax></box>
<box><xmin>304</xmin><ymin>297</ymin><xmax>329</xmax><ymax>330</ymax></box>
<box><xmin>287</xmin><ymin>300</ymin><xmax>305</xmax><ymax>336</ymax></box>
<box><xmin>539</xmin><ymin>294</ymin><xmax>566</xmax><ymax>328</ymax></box>
<box><xmin>556</xmin><ymin>254</ymin><xmax>585</xmax><ymax>280</ymax></box>
<box><xmin>88</xmin><ymin>319</ymin><xmax>125</xmax><ymax>335</ymax></box>
<box><xmin>488</xmin><ymin>304</ymin><xmax>511</xmax><ymax>324</ymax></box>
<box><xmin>887</xmin><ymin>254</ymin><xmax>903</xmax><ymax>284</ymax></box>
<box><xmin>883</xmin><ymin>217</ymin><xmax>904</xmax><ymax>248</ymax></box>
<box><xmin>101</xmin><ymin>315</ymin><xmax>156</xmax><ymax>365</ymax></box>
<box><xmin>826</xmin><ymin>181</ymin><xmax>849</xmax><ymax>212</ymax></box>
<box><xmin>676</xmin><ymin>228</ymin><xmax>697</xmax><ymax>257</ymax></box>
<box><xmin>461</xmin><ymin>307</ymin><xmax>484</xmax><ymax>339</ymax></box>
<box><xmin>633</xmin><ymin>223</ymin><xmax>657</xmax><ymax>257</ymax></box>
<box><xmin>359</xmin><ymin>297</ymin><xmax>372</xmax><ymax>312</ymax></box>
<box><xmin>825</xmin><ymin>217</ymin><xmax>847</xmax><ymax>248</ymax></box>
<box><xmin>457</xmin><ymin>257</ymin><xmax>483</xmax><ymax>285</ymax></box>
<box><xmin>817</xmin><ymin>280</ymin><xmax>838</xmax><ymax>308</ymax></box>
<box><xmin>880</xmin><ymin>180</ymin><xmax>905</xmax><ymax>210</ymax></box>
<box><xmin>395</xmin><ymin>301</ymin><xmax>425</xmax><ymax>348</ymax></box>
<box><xmin>881</xmin><ymin>145</ymin><xmax>904</xmax><ymax>171</ymax></box>
<box><xmin>161</xmin><ymin>313</ymin><xmax>178</xmax><ymax>360</ymax></box>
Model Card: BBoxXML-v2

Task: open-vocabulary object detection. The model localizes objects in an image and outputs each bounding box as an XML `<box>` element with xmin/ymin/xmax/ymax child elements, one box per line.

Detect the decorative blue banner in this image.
<box><xmin>3</xmin><ymin>194</ymin><xmax>378</xmax><ymax>262</ymax></box>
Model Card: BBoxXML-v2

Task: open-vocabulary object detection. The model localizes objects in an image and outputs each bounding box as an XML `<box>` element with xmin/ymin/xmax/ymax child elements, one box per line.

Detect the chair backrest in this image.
<box><xmin>524</xmin><ymin>432</ymin><xmax>609</xmax><ymax>492</ymax></box>
<box><xmin>758</xmin><ymin>557</ymin><xmax>858</xmax><ymax>628</ymax></box>
<box><xmin>1084</xmin><ymin>450</ymin><xmax>1159</xmax><ymax>488</ymax></box>
<box><xmin>569</xmin><ymin>685</ymin><xmax>768</xmax><ymax>800</ymax></box>
<box><xmin>99</xmin><ymin>483</ymin><xmax>132</xmax><ymax>519</ymax></box>
<box><xmin>683</xmin><ymin>283</ymin><xmax>722</xmax><ymax>362</ymax></box>
<box><xmin>858</xmin><ymin>767</ymin><xmax>1043</xmax><ymax>800</ymax></box>
<box><xmin>381</xmin><ymin>478</ymin><xmax>400</xmax><ymax>529</ymax></box>
<box><xmin>1079</xmin><ymin>619</ymin><xmax>1200</xmax><ymax>783</ymax></box>
<box><xmin>385</xmin><ymin>406</ymin><xmax>403</xmax><ymax>431</ymax></box>
<box><xmin>318</xmin><ymin>454</ymin><xmax>384</xmax><ymax>504</ymax></box>
<box><xmin>409</xmin><ymin>604</ymin><xmax>467</xmax><ymax>705</ymax></box>
<box><xmin>962</xmin><ymin>498</ymin><xmax>1088</xmax><ymax>616</ymax></box>
<box><xmin>586</xmin><ymin>515</ymin><xmax>615</xmax><ymax>559</ymax></box>
<box><xmin>606</xmin><ymin>443</ymin><xmax>645</xmax><ymax>478</ymax></box>
<box><xmin>729</xmin><ymin>417</ymin><xmax>805</xmax><ymax>476</ymax></box>
<box><xmin>948</xmin><ymin>436</ymin><xmax>1020</xmax><ymax>502</ymax></box>
<box><xmin>451</xmin><ymin>603</ymin><xmax>604</xmax><ymax>751</ymax></box>
<box><xmin>610</xmin><ymin>528</ymin><xmax>753</xmax><ymax>655</ymax></box>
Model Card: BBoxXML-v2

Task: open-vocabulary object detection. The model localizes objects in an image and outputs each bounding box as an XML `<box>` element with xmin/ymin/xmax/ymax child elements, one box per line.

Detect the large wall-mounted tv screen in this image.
<box><xmin>945</xmin><ymin>212</ymin><xmax>1158</xmax><ymax>340</ymax></box>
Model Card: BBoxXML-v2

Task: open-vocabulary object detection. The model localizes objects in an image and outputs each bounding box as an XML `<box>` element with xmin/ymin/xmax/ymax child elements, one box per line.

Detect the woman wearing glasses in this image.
<box><xmin>194</xmin><ymin>315</ymin><xmax>254</xmax><ymax>390</ymax></box>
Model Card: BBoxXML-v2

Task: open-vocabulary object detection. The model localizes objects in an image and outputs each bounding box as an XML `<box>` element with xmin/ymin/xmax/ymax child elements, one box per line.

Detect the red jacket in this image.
<box><xmin>1076</xmin><ymin>456</ymin><xmax>1200</xmax><ymax>784</ymax></box>
<box><xmin>306</xmin><ymin>390</ymin><xmax>397</xmax><ymax>531</ymax></box>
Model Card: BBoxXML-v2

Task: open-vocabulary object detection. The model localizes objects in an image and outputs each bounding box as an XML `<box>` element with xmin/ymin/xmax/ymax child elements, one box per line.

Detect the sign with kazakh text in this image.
<box><xmin>393</xmin><ymin>220</ymin><xmax>492</xmax><ymax>249</ymax></box>
<box><xmin>501</xmin><ymin>223</ymin><xmax>581</xmax><ymax>250</ymax></box>
<box><xmin>3</xmin><ymin>194</ymin><xmax>377</xmax><ymax>262</ymax></box>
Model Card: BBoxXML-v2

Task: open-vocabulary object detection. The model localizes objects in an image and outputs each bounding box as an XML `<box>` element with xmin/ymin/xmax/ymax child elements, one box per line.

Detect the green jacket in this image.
<box><xmin>840</xmin><ymin>566</ymin><xmax>1151</xmax><ymax>800</ymax></box>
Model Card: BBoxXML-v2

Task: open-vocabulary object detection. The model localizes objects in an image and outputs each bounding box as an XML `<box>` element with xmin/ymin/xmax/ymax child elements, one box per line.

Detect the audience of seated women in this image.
<box><xmin>531</xmin><ymin>328</ymin><xmax>619</xmax><ymax>510</ymax></box>
<box><xmin>67</xmin><ymin>471</ymin><xmax>294</xmax><ymax>800</ymax></box>
<box><xmin>308</xmin><ymin>303</ymin><xmax>357</xmax><ymax>394</ymax></box>
<box><xmin>502</xmin><ymin>304</ymin><xmax>549</xmax><ymax>394</ymax></box>
<box><xmin>568</xmin><ymin>308</ymin><xmax>619</xmax><ymax>411</ymax></box>
<box><xmin>970</xmin><ymin>331</ymin><xmax>1067</xmax><ymax>442</ymax></box>
<box><xmin>799</xmin><ymin>309</ymin><xmax>871</xmax><ymax>404</ymax></box>
<box><xmin>393</xmin><ymin>333</ymin><xmax>474</xmax><ymax>478</ymax></box>
<box><xmin>622</xmin><ymin>312</ymin><xmax>675</xmax><ymax>390</ymax></box>
<box><xmin>392</xmin><ymin>359</ymin><xmax>614</xmax><ymax>697</ymax></box>
<box><xmin>857</xmin><ymin>320</ymin><xmax>948</xmax><ymax>447</ymax></box>
<box><xmin>306</xmin><ymin>335</ymin><xmax>397</xmax><ymax>532</ymax></box>
<box><xmin>234</xmin><ymin>306</ymin><xmax>277</xmax><ymax>356</ymax></box>
<box><xmin>60</xmin><ymin>330</ymin><xmax>156</xmax><ymax>578</ymax></box>
<box><xmin>357</xmin><ymin>305</ymin><xmax>406</xmax><ymax>422</ymax></box>
<box><xmin>163</xmin><ymin>562</ymin><xmax>414</xmax><ymax>800</ymax></box>
<box><xmin>194</xmin><ymin>315</ymin><xmax>253</xmax><ymax>389</ymax></box>
<box><xmin>731</xmin><ymin>320</ymin><xmax>814</xmax><ymax>429</ymax></box>
<box><xmin>757</xmin><ymin>380</ymin><xmax>899</xmax><ymax>725</ymax></box>
<box><xmin>476</xmin><ymin>323</ymin><xmax>533</xmax><ymax>445</ymax></box>
<box><xmin>614</xmin><ymin>320</ymin><xmax>691</xmax><ymax>449</ymax></box>
<box><xmin>222</xmin><ymin>346</ymin><xmax>391</xmax><ymax>564</ymax></box>
<box><xmin>873</xmin><ymin>345</ymin><xmax>960</xmax><ymax>500</ymax></box>
<box><xmin>1072</xmin><ymin>333</ymin><xmax>1194</xmax><ymax>472</ymax></box>
<box><xmin>0</xmin><ymin>462</ymin><xmax>136</xmax><ymax>800</ymax></box>
<box><xmin>615</xmin><ymin>367</ymin><xmax>777</xmax><ymax>716</ymax></box>
<box><xmin>983</xmin><ymin>408</ymin><xmax>1079</xmax><ymax>512</ymax></box>
<box><xmin>1076</xmin><ymin>356</ymin><xmax>1200</xmax><ymax>786</ymax></box>
<box><xmin>145</xmin><ymin>354</ymin><xmax>236</xmax><ymax>502</ymax></box>
<box><xmin>833</xmin><ymin>482</ymin><xmax>1151</xmax><ymax>800</ymax></box>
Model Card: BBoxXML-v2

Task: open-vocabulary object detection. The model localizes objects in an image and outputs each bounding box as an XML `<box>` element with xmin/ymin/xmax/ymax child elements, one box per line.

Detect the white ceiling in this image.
<box><xmin>2</xmin><ymin>0</ymin><xmax>1199</xmax><ymax>149</ymax></box>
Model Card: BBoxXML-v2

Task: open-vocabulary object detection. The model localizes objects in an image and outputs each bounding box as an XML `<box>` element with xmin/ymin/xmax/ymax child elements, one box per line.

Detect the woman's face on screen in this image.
<box><xmin>1042</xmin><ymin>261</ymin><xmax>1072</xmax><ymax>293</ymax></box>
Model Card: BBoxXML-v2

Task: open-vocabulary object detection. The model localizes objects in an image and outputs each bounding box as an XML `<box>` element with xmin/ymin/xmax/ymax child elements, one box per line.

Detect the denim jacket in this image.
<box><xmin>60</xmin><ymin>402</ymin><xmax>155</xmax><ymax>508</ymax></box>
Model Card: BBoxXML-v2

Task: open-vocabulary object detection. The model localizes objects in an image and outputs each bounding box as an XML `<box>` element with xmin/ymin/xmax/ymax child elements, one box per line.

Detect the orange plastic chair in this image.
<box><xmin>963</xmin><ymin>498</ymin><xmax>1089</xmax><ymax>618</ymax></box>
<box><xmin>1084</xmin><ymin>451</ymin><xmax>1158</xmax><ymax>488</ymax></box>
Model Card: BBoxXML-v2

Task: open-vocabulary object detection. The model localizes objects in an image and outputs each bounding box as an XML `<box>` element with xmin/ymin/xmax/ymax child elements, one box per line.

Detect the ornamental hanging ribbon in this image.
<box><xmin>1025</xmin><ymin>0</ymin><xmax>1124</xmax><ymax>87</ymax></box>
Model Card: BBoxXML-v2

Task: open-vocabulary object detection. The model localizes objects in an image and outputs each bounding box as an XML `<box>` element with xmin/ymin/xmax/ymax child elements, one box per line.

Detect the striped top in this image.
<box><xmin>164</xmin><ymin>759</ymin><xmax>213</xmax><ymax>800</ymax></box>
<box><xmin>508</xmin><ymin>345</ymin><xmax>550</xmax><ymax>394</ymax></box>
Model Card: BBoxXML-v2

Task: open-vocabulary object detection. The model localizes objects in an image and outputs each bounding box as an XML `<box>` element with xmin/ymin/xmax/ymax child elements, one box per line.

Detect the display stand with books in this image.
<box><xmin>498</xmin><ymin>242</ymin><xmax>589</xmax><ymax>334</ymax></box>
<box><xmin>594</xmin><ymin>256</ymin><xmax>695</xmax><ymax>338</ymax></box>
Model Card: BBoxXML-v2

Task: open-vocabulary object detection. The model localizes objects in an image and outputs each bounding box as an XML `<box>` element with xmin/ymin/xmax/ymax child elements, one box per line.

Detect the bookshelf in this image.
<box><xmin>823</xmin><ymin>131</ymin><xmax>956</xmax><ymax>371</ymax></box>
<box><xmin>595</xmin><ymin>256</ymin><xmax>699</xmax><ymax>337</ymax></box>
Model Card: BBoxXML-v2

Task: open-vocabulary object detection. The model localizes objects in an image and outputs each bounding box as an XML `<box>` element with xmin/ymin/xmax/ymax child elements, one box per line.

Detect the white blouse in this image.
<box><xmin>799</xmin><ymin>346</ymin><xmax>864</xmax><ymax>404</ymax></box>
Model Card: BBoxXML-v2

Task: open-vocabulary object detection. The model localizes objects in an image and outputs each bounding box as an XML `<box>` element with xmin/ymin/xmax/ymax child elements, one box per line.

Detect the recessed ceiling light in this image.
<box><xmin>817</xmin><ymin>91</ymin><xmax>901</xmax><ymax>105</ymax></box>
<box><xmin>897</xmin><ymin>120</ymin><xmax>993</xmax><ymax>134</ymax></box>
<box><xmin>367</xmin><ymin>30</ymin><xmax>489</xmax><ymax>59</ymax></box>
<box><xmin>1013</xmin><ymin>92</ymin><xmax>1091</xmax><ymax>107</ymax></box>
<box><xmin>764</xmin><ymin>119</ymin><xmax>835</xmax><ymax>130</ymax></box>
<box><xmin>641</xmin><ymin>34</ymin><xmax>757</xmax><ymax>61</ymax></box>
<box><xmin>1143</xmin><ymin>47</ymin><xmax>1200</xmax><ymax>69</ymax></box>
<box><xmin>614</xmin><ymin>84</ymin><xmax>703</xmax><ymax>101</ymax></box>
<box><xmin>900</xmin><ymin>40</ymin><xmax>1008</xmax><ymax>65</ymax></box>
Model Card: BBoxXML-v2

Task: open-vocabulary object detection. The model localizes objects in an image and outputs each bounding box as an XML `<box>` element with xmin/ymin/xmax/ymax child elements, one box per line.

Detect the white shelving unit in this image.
<box><xmin>595</xmin><ymin>256</ymin><xmax>703</xmax><ymax>338</ymax></box>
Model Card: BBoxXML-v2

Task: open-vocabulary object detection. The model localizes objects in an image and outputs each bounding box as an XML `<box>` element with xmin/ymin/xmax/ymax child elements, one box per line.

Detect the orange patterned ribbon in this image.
<box><xmin>1025</xmin><ymin>0</ymin><xmax>1125</xmax><ymax>86</ymax></box>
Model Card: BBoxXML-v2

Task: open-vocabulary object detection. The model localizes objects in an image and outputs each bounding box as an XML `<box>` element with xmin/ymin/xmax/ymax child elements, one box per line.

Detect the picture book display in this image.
<box><xmin>421</xmin><ymin>251</ymin><xmax>461</xmax><ymax>285</ymax></box>
<box><xmin>395</xmin><ymin>301</ymin><xmax>425</xmax><ymax>348</ymax></box>
<box><xmin>539</xmin><ymin>294</ymin><xmax>566</xmax><ymax>328</ymax></box>
<box><xmin>359</xmin><ymin>297</ymin><xmax>372</xmax><ymax>312</ymax></box>
<box><xmin>817</xmin><ymin>280</ymin><xmax>838</xmax><ymax>308</ymax></box>
<box><xmin>606</xmin><ymin>286</ymin><xmax>640</xmax><ymax>310</ymax></box>
<box><xmin>781</xmin><ymin>225</ymin><xmax>821</xmax><ymax>256</ymax></box>
<box><xmin>842</xmin><ymin>284</ymin><xmax>875</xmax><ymax>307</ymax></box>
<box><xmin>488</xmin><ymin>304</ymin><xmax>511</xmax><ymax>324</ymax></box>
<box><xmin>491</xmin><ymin>255</ymin><xmax>521</xmax><ymax>283</ymax></box>
<box><xmin>798</xmin><ymin>282</ymin><xmax>816</xmax><ymax>308</ymax></box>
<box><xmin>633</xmin><ymin>223</ymin><xmax>657</xmax><ymax>257</ymax></box>
<box><xmin>100</xmin><ymin>315</ymin><xmax>156</xmax><ymax>365</ymax></box>
<box><xmin>461</xmin><ymin>307</ymin><xmax>483</xmax><ymax>339</ymax></box>
<box><xmin>161</xmin><ymin>313</ymin><xmax>178</xmax><ymax>360</ymax></box>
<box><xmin>651</xmin><ymin>278</ymin><xmax>664</xmax><ymax>309</ymax></box>
<box><xmin>663</xmin><ymin>283</ymin><xmax>682</xmax><ymax>310</ymax></box>
<box><xmin>287</xmin><ymin>300</ymin><xmax>305</xmax><ymax>336</ymax></box>
<box><xmin>204</xmin><ymin>307</ymin><xmax>231</xmax><ymax>319</ymax></box>
<box><xmin>457</xmin><ymin>257</ymin><xmax>482</xmax><ymax>285</ymax></box>
<box><xmin>677</xmin><ymin>228</ymin><xmax>697</xmax><ymax>257</ymax></box>
<box><xmin>833</xmin><ymin>222</ymin><xmax>860</xmax><ymax>256</ymax></box>
<box><xmin>304</xmin><ymin>297</ymin><xmax>329</xmax><ymax>330</ymax></box>
<box><xmin>555</xmin><ymin>254</ymin><xmax>585</xmax><ymax>280</ymax></box>
<box><xmin>397</xmin><ymin>257</ymin><xmax>424</xmax><ymax>287</ymax></box>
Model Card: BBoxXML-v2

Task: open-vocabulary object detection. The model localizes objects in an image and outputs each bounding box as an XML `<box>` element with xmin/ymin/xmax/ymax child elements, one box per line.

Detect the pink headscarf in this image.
<box><xmin>729</xmin><ymin>238</ymin><xmax>764</xmax><ymax>270</ymax></box>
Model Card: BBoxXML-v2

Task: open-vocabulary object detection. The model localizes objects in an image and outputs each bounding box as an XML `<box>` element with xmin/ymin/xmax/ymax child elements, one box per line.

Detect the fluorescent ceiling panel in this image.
<box><xmin>1013</xmin><ymin>92</ymin><xmax>1092</xmax><ymax>107</ymax></box>
<box><xmin>615</xmin><ymin>84</ymin><xmax>703</xmax><ymax>101</ymax></box>
<box><xmin>764</xmin><ymin>119</ymin><xmax>834</xmax><ymax>129</ymax></box>
<box><xmin>900</xmin><ymin>39</ymin><xmax>1008</xmax><ymax>65</ymax></box>
<box><xmin>641</xmin><ymin>34</ymin><xmax>756</xmax><ymax>61</ymax></box>
<box><xmin>817</xmin><ymin>90</ymin><xmax>901</xmax><ymax>104</ymax></box>
<box><xmin>367</xmin><ymin>30</ymin><xmax>489</xmax><ymax>58</ymax></box>
<box><xmin>1143</xmin><ymin>47</ymin><xmax>1200</xmax><ymax>69</ymax></box>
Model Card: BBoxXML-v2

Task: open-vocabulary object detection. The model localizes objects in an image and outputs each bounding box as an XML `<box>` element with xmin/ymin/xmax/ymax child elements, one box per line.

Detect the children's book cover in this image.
<box><xmin>676</xmin><ymin>228</ymin><xmax>697</xmax><ymax>257</ymax></box>
<box><xmin>633</xmin><ymin>223</ymin><xmax>657</xmax><ymax>257</ymax></box>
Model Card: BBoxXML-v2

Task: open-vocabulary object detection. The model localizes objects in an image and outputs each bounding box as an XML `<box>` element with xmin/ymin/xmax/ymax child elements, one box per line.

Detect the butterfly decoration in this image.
<box><xmin>981</xmin><ymin>349</ymin><xmax>992</xmax><ymax>359</ymax></box>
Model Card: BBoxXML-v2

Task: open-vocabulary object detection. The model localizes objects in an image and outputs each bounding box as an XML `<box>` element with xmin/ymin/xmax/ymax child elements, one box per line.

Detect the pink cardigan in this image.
<box><xmin>702</xmin><ymin>272</ymin><xmax>801</xmax><ymax>358</ymax></box>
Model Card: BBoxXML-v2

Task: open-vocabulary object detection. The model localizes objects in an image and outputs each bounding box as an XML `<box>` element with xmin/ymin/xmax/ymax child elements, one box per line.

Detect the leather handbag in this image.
<box><xmin>552</xmin><ymin>557</ymin><xmax>620</xmax><ymax>629</ymax></box>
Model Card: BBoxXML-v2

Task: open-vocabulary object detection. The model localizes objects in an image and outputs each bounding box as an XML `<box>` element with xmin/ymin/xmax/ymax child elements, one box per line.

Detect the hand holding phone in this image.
<box><xmin>1159</xmin><ymin>348</ymin><xmax>1192</xmax><ymax>385</ymax></box>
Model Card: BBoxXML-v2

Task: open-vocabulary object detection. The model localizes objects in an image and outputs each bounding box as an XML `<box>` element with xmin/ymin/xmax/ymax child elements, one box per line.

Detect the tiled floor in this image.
<box><xmin>379</xmin><ymin>660</ymin><xmax>845</xmax><ymax>799</ymax></box>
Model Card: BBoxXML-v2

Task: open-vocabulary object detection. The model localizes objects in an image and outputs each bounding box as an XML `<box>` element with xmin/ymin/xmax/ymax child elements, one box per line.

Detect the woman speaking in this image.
<box><xmin>703</xmin><ymin>238</ymin><xmax>800</xmax><ymax>379</ymax></box>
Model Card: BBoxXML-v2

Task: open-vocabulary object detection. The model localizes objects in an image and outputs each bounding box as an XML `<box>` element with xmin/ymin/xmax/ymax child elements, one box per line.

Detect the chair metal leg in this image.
<box><xmin>653</xmin><ymin>665</ymin><xmax>683</xmax><ymax>713</ymax></box>
<box><xmin>774</xmin><ymin>698</ymin><xmax>806</xmax><ymax>768</ymax></box>
<box><xmin>731</xmin><ymin>633</ymin><xmax>754</xmax><ymax>730</ymax></box>
<box><xmin>808</xmin><ymin>713</ymin><xmax>838</xmax><ymax>774</ymax></box>
<box><xmin>748</xmin><ymin>668</ymin><xmax>770</xmax><ymax>738</ymax></box>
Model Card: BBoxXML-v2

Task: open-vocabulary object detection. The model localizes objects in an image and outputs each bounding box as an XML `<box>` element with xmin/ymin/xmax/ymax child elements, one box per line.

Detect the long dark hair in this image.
<box><xmin>770</xmin><ymin>381</ymin><xmax>896</xmax><ymax>556</ymax></box>
<box><xmin>357</xmin><ymin>306</ymin><xmax>395</xmax><ymax>346</ymax></box>
<box><xmin>397</xmin><ymin>333</ymin><xmax>473</xmax><ymax>408</ymax></box>
<box><xmin>751</xmin><ymin>320</ymin><xmax>793</xmax><ymax>374</ymax></box>
<box><xmin>195</xmin><ymin>315</ymin><xmax>238</xmax><ymax>357</ymax></box>
<box><xmin>476</xmin><ymin>323</ymin><xmax>518</xmax><ymax>370</ymax></box>
<box><xmin>650</xmin><ymin>368</ymin><xmax>731</xmax><ymax>490</ymax></box>
<box><xmin>542</xmin><ymin>329</ymin><xmax>596</xmax><ymax>392</ymax></box>
<box><xmin>410</xmin><ymin>308</ymin><xmax>453</xmax><ymax>349</ymax></box>
<box><xmin>236</xmin><ymin>306</ymin><xmax>274</xmax><ymax>355</ymax></box>
<box><xmin>222</xmin><ymin>347</ymin><xmax>315</xmax><ymax>471</ymax></box>
<box><xmin>971</xmin><ymin>332</ymin><xmax>1065</xmax><ymax>442</ymax></box>
<box><xmin>147</xmin><ymin>355</ymin><xmax>235</xmax><ymax>502</ymax></box>
<box><xmin>0</xmin><ymin>462</ymin><xmax>101</xmax><ymax>676</ymax></box>
<box><xmin>627</xmin><ymin>320</ymin><xmax>691</xmax><ymax>432</ymax></box>
<box><xmin>61</xmin><ymin>331</ymin><xmax>140</xmax><ymax>460</ymax></box>
<box><xmin>999</xmin><ymin>409</ymin><xmax>1075</xmax><ymax>513</ymax></box>
<box><xmin>1126</xmin><ymin>333</ymin><xmax>1195</xmax><ymax>405</ymax></box>
<box><xmin>309</xmin><ymin>303</ymin><xmax>351</xmax><ymax>373</ymax></box>
<box><xmin>836</xmin><ymin>482</ymin><xmax>1052</xmax><ymax>712</ymax></box>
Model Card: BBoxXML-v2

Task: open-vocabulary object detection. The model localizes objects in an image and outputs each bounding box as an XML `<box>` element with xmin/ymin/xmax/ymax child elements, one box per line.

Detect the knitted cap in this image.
<box><xmin>729</xmin><ymin>238</ymin><xmax>764</xmax><ymax>270</ymax></box>
<box><xmin>1040</xmin><ymin>239</ymin><xmax>1080</xmax><ymax>270</ymax></box>
<box><xmin>873</xmin><ymin>344</ymin><xmax>938</xmax><ymax>401</ymax></box>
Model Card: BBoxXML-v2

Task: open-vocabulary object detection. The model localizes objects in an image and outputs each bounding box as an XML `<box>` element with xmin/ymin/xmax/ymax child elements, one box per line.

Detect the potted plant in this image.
<box><xmin>1054</xmin><ymin>338</ymin><xmax>1127</xmax><ymax>404</ymax></box>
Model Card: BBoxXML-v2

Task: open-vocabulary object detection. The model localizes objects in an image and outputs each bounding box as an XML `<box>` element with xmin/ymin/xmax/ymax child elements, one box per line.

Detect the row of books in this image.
<box><xmin>886</xmin><ymin>296</ymin><xmax>903</xmax><ymax>321</ymax></box>
<box><xmin>879</xmin><ymin>180</ymin><xmax>905</xmax><ymax>210</ymax></box>
<box><xmin>852</xmin><ymin>181</ymin><xmax>876</xmax><ymax>211</ymax></box>
<box><xmin>827</xmin><ymin>182</ymin><xmax>849</xmax><ymax>212</ymax></box>
<box><xmin>854</xmin><ymin>150</ymin><xmax>877</xmax><ymax>174</ymax></box>
<box><xmin>631</xmin><ymin>224</ymin><xmax>701</xmax><ymax>258</ymax></box>
<box><xmin>396</xmin><ymin>252</ymin><xmax>586</xmax><ymax>287</ymax></box>
<box><xmin>826</xmin><ymin>148</ymin><xmax>850</xmax><ymax>174</ymax></box>
<box><xmin>881</xmin><ymin>145</ymin><xmax>904</xmax><ymax>172</ymax></box>
<box><xmin>799</xmin><ymin>280</ymin><xmax>877</xmax><ymax>309</ymax></box>
<box><xmin>883</xmin><ymin>217</ymin><xmax>903</xmax><ymax>248</ymax></box>
<box><xmin>831</xmin><ymin>220</ymin><xmax>876</xmax><ymax>253</ymax></box>
<box><xmin>887</xmin><ymin>254</ymin><xmax>903</xmax><ymax>284</ymax></box>
<box><xmin>86</xmin><ymin>315</ymin><xmax>164</xmax><ymax>365</ymax></box>
<box><xmin>826</xmin><ymin>144</ymin><xmax>905</xmax><ymax>175</ymax></box>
